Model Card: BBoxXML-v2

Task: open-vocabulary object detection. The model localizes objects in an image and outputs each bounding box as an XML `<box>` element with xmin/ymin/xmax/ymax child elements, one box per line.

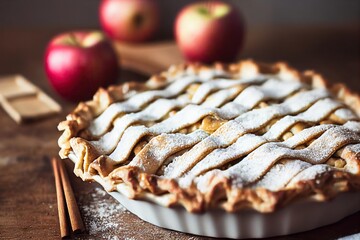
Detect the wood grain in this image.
<box><xmin>0</xmin><ymin>75</ymin><xmax>61</xmax><ymax>124</ymax></box>
<box><xmin>0</xmin><ymin>27</ymin><xmax>359</xmax><ymax>239</ymax></box>
<box><xmin>115</xmin><ymin>41</ymin><xmax>183</xmax><ymax>75</ymax></box>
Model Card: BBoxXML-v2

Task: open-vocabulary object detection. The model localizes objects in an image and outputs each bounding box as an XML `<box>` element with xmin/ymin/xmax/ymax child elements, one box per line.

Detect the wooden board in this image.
<box><xmin>0</xmin><ymin>75</ymin><xmax>61</xmax><ymax>123</ymax></box>
<box><xmin>114</xmin><ymin>41</ymin><xmax>184</xmax><ymax>75</ymax></box>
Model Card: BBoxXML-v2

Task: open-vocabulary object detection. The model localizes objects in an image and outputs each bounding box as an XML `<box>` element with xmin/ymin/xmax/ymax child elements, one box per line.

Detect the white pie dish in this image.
<box><xmin>68</xmin><ymin>153</ymin><xmax>360</xmax><ymax>239</ymax></box>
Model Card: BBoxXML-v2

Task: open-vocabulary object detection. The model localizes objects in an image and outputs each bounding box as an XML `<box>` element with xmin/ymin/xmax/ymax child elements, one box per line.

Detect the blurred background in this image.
<box><xmin>0</xmin><ymin>0</ymin><xmax>359</xmax><ymax>91</ymax></box>
<box><xmin>1</xmin><ymin>0</ymin><xmax>359</xmax><ymax>35</ymax></box>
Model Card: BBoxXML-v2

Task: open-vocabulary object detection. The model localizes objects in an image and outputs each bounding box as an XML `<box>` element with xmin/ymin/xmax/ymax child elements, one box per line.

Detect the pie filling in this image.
<box><xmin>58</xmin><ymin>61</ymin><xmax>360</xmax><ymax>212</ymax></box>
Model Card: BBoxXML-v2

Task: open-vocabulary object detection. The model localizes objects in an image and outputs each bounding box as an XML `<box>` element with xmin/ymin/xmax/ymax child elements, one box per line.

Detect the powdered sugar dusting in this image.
<box><xmin>191</xmin><ymin>77</ymin><xmax>266</xmax><ymax>104</ymax></box>
<box><xmin>165</xmin><ymin>88</ymin><xmax>329</xmax><ymax>178</ymax></box>
<box><xmin>71</xmin><ymin>62</ymin><xmax>360</xmax><ymax>205</ymax></box>
<box><xmin>251</xmin><ymin>160</ymin><xmax>311</xmax><ymax>190</ymax></box>
<box><xmin>77</xmin><ymin>187</ymin><xmax>128</xmax><ymax>239</ymax></box>
<box><xmin>233</xmin><ymin>79</ymin><xmax>302</xmax><ymax>108</ymax></box>
<box><xmin>76</xmin><ymin>187</ymin><xmax>201</xmax><ymax>239</ymax></box>
<box><xmin>89</xmin><ymin>78</ymin><xmax>306</xmax><ymax>166</ymax></box>
<box><xmin>91</xmin><ymin>97</ymin><xmax>188</xmax><ymax>154</ymax></box>
<box><xmin>225</xmin><ymin>126</ymin><xmax>360</xmax><ymax>187</ymax></box>
<box><xmin>89</xmin><ymin>70</ymin><xmax>225</xmax><ymax>136</ymax></box>
<box><xmin>130</xmin><ymin>130</ymin><xmax>209</xmax><ymax>173</ymax></box>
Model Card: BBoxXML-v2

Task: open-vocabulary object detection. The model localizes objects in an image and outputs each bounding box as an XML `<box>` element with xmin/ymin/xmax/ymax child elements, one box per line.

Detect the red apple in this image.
<box><xmin>44</xmin><ymin>31</ymin><xmax>119</xmax><ymax>102</ymax></box>
<box><xmin>99</xmin><ymin>0</ymin><xmax>159</xmax><ymax>43</ymax></box>
<box><xmin>175</xmin><ymin>1</ymin><xmax>245</xmax><ymax>63</ymax></box>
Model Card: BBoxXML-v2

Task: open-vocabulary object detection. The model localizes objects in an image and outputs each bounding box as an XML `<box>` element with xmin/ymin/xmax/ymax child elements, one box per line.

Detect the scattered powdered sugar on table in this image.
<box><xmin>76</xmin><ymin>187</ymin><xmax>129</xmax><ymax>239</ymax></box>
<box><xmin>76</xmin><ymin>187</ymin><xmax>200</xmax><ymax>240</ymax></box>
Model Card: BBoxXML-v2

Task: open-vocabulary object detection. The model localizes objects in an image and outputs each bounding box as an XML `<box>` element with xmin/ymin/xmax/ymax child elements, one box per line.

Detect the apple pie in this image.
<box><xmin>58</xmin><ymin>60</ymin><xmax>360</xmax><ymax>213</ymax></box>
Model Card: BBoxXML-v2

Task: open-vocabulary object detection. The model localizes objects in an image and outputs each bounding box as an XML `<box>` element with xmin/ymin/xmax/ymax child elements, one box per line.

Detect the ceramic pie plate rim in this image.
<box><xmin>69</xmin><ymin>153</ymin><xmax>360</xmax><ymax>239</ymax></box>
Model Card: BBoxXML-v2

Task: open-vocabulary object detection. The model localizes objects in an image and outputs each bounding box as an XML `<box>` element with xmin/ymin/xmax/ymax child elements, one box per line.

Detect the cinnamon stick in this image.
<box><xmin>51</xmin><ymin>158</ymin><xmax>70</xmax><ymax>238</ymax></box>
<box><xmin>57</xmin><ymin>158</ymin><xmax>85</xmax><ymax>233</ymax></box>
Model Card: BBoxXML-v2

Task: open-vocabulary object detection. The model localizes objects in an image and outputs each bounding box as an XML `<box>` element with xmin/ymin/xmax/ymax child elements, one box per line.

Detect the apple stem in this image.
<box><xmin>68</xmin><ymin>33</ymin><xmax>80</xmax><ymax>46</ymax></box>
<box><xmin>133</xmin><ymin>13</ymin><xmax>144</xmax><ymax>29</ymax></box>
<box><xmin>205</xmin><ymin>0</ymin><xmax>214</xmax><ymax>14</ymax></box>
<box><xmin>198</xmin><ymin>1</ymin><xmax>214</xmax><ymax>16</ymax></box>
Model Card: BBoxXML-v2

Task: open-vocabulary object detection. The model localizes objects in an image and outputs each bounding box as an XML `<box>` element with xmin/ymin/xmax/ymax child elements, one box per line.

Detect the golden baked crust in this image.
<box><xmin>58</xmin><ymin>60</ymin><xmax>360</xmax><ymax>213</ymax></box>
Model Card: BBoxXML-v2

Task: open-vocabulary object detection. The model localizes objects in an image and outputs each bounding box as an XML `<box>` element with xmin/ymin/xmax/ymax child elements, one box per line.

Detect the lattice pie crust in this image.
<box><xmin>58</xmin><ymin>60</ymin><xmax>360</xmax><ymax>213</ymax></box>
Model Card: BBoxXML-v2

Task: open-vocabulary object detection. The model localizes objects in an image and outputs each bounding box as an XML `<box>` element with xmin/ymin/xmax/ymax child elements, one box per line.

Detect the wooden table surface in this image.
<box><xmin>0</xmin><ymin>27</ymin><xmax>359</xmax><ymax>239</ymax></box>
